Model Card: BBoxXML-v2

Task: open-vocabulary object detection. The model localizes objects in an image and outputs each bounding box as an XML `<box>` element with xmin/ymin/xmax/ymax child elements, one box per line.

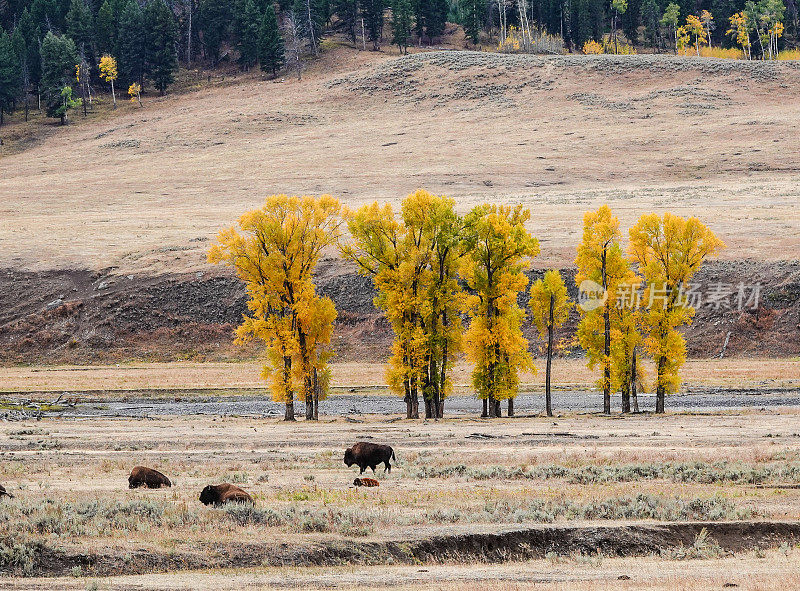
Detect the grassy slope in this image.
<box><xmin>1</xmin><ymin>47</ymin><xmax>799</xmax><ymax>273</ymax></box>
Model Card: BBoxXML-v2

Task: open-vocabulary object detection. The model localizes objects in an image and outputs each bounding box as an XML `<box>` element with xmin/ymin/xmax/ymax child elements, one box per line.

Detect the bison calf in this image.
<box><xmin>0</xmin><ymin>484</ymin><xmax>13</xmax><ymax>499</ymax></box>
<box><xmin>128</xmin><ymin>466</ymin><xmax>172</xmax><ymax>489</ymax></box>
<box><xmin>344</xmin><ymin>441</ymin><xmax>395</xmax><ymax>474</ymax></box>
<box><xmin>353</xmin><ymin>477</ymin><xmax>380</xmax><ymax>487</ymax></box>
<box><xmin>199</xmin><ymin>483</ymin><xmax>254</xmax><ymax>506</ymax></box>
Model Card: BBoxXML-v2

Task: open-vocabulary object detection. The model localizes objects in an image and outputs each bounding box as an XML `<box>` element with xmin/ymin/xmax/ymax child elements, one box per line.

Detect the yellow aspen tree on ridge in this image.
<box><xmin>208</xmin><ymin>194</ymin><xmax>341</xmax><ymax>421</ymax></box>
<box><xmin>99</xmin><ymin>55</ymin><xmax>118</xmax><ymax>108</ymax></box>
<box><xmin>462</xmin><ymin>204</ymin><xmax>539</xmax><ymax>418</ymax></box>
<box><xmin>529</xmin><ymin>270</ymin><xmax>571</xmax><ymax>417</ymax></box>
<box><xmin>575</xmin><ymin>205</ymin><xmax>638</xmax><ymax>415</ymax></box>
<box><xmin>628</xmin><ymin>212</ymin><xmax>724</xmax><ymax>413</ymax></box>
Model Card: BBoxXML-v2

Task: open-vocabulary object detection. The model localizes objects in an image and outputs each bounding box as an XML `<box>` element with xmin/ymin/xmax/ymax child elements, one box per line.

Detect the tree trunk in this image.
<box><xmin>655</xmin><ymin>354</ymin><xmax>666</xmax><ymax>413</ymax></box>
<box><xmin>602</xmin><ymin>251</ymin><xmax>611</xmax><ymax>415</ymax></box>
<box><xmin>621</xmin><ymin>382</ymin><xmax>631</xmax><ymax>413</ymax></box>
<box><xmin>437</xmin><ymin>400</ymin><xmax>444</xmax><ymax>418</ymax></box>
<box><xmin>546</xmin><ymin>294</ymin><xmax>554</xmax><ymax>417</ymax></box>
<box><xmin>482</xmin><ymin>398</ymin><xmax>489</xmax><ymax>418</ymax></box>
<box><xmin>424</xmin><ymin>398</ymin><xmax>433</xmax><ymax>419</ymax></box>
<box><xmin>313</xmin><ymin>367</ymin><xmax>320</xmax><ymax>420</ymax></box>
<box><xmin>631</xmin><ymin>348</ymin><xmax>639</xmax><ymax>413</ymax></box>
<box><xmin>507</xmin><ymin>397</ymin><xmax>514</xmax><ymax>417</ymax></box>
<box><xmin>404</xmin><ymin>376</ymin><xmax>412</xmax><ymax>419</ymax></box>
<box><xmin>410</xmin><ymin>372</ymin><xmax>419</xmax><ymax>418</ymax></box>
<box><xmin>283</xmin><ymin>355</ymin><xmax>295</xmax><ymax>420</ymax></box>
<box><xmin>495</xmin><ymin>399</ymin><xmax>502</xmax><ymax>418</ymax></box>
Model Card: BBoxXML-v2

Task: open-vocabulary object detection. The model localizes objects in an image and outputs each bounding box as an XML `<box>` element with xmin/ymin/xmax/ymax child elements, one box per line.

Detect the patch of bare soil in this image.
<box><xmin>0</xmin><ymin>259</ymin><xmax>797</xmax><ymax>364</ymax></box>
<box><xmin>8</xmin><ymin>521</ymin><xmax>800</xmax><ymax>578</ymax></box>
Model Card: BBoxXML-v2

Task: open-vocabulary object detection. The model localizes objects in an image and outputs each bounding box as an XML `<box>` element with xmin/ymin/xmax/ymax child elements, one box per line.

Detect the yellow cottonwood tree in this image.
<box><xmin>529</xmin><ymin>270</ymin><xmax>571</xmax><ymax>417</ymax></box>
<box><xmin>462</xmin><ymin>204</ymin><xmax>539</xmax><ymax>418</ymax></box>
<box><xmin>628</xmin><ymin>212</ymin><xmax>724</xmax><ymax>413</ymax></box>
<box><xmin>575</xmin><ymin>205</ymin><xmax>637</xmax><ymax>414</ymax></box>
<box><xmin>342</xmin><ymin>191</ymin><xmax>466</xmax><ymax>419</ymax></box>
<box><xmin>609</xmin><ymin>303</ymin><xmax>645</xmax><ymax>413</ymax></box>
<box><xmin>208</xmin><ymin>194</ymin><xmax>341</xmax><ymax>421</ymax></box>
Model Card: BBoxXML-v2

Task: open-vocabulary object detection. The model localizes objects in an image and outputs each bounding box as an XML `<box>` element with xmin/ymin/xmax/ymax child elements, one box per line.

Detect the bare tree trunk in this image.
<box><xmin>482</xmin><ymin>398</ymin><xmax>489</xmax><ymax>417</ymax></box>
<box><xmin>631</xmin><ymin>347</ymin><xmax>639</xmax><ymax>413</ymax></box>
<box><xmin>602</xmin><ymin>250</ymin><xmax>611</xmax><ymax>415</ymax></box>
<box><xmin>507</xmin><ymin>397</ymin><xmax>514</xmax><ymax>417</ymax></box>
<box><xmin>546</xmin><ymin>294</ymin><xmax>554</xmax><ymax>417</ymax></box>
<box><xmin>305</xmin><ymin>0</ymin><xmax>318</xmax><ymax>55</ymax></box>
<box><xmin>283</xmin><ymin>356</ymin><xmax>295</xmax><ymax>420</ymax></box>
<box><xmin>655</xmin><ymin>354</ymin><xmax>666</xmax><ymax>413</ymax></box>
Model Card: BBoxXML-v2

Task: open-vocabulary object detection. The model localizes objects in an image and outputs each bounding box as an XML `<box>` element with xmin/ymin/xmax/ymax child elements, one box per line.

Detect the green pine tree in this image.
<box><xmin>40</xmin><ymin>31</ymin><xmax>79</xmax><ymax>123</ymax></box>
<box><xmin>391</xmin><ymin>0</ymin><xmax>413</xmax><ymax>52</ymax></box>
<box><xmin>360</xmin><ymin>0</ymin><xmax>383</xmax><ymax>49</ymax></box>
<box><xmin>117</xmin><ymin>0</ymin><xmax>146</xmax><ymax>85</ymax></box>
<box><xmin>332</xmin><ymin>0</ymin><xmax>358</xmax><ymax>42</ymax></box>
<box><xmin>259</xmin><ymin>3</ymin><xmax>284</xmax><ymax>76</ymax></box>
<box><xmin>66</xmin><ymin>0</ymin><xmax>95</xmax><ymax>56</ymax></box>
<box><xmin>17</xmin><ymin>8</ymin><xmax>42</xmax><ymax>92</ymax></box>
<box><xmin>96</xmin><ymin>0</ymin><xmax>117</xmax><ymax>55</ymax></box>
<box><xmin>145</xmin><ymin>0</ymin><xmax>178</xmax><ymax>94</ymax></box>
<box><xmin>462</xmin><ymin>0</ymin><xmax>484</xmax><ymax>44</ymax></box>
<box><xmin>0</xmin><ymin>30</ymin><xmax>21</xmax><ymax>125</ymax></box>
<box><xmin>235</xmin><ymin>0</ymin><xmax>263</xmax><ymax>69</ymax></box>
<box><xmin>199</xmin><ymin>0</ymin><xmax>231</xmax><ymax>62</ymax></box>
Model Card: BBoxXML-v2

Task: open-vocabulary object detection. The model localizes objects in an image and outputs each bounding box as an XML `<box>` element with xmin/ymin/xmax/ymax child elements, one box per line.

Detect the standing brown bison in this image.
<box><xmin>344</xmin><ymin>442</ymin><xmax>395</xmax><ymax>474</ymax></box>
<box><xmin>0</xmin><ymin>484</ymin><xmax>13</xmax><ymax>499</ymax></box>
<box><xmin>128</xmin><ymin>466</ymin><xmax>172</xmax><ymax>489</ymax></box>
<box><xmin>199</xmin><ymin>483</ymin><xmax>254</xmax><ymax>505</ymax></box>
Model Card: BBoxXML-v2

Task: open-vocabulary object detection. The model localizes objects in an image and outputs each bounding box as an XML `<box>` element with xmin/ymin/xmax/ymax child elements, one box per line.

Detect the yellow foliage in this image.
<box><xmin>462</xmin><ymin>204</ymin><xmax>539</xmax><ymax>407</ymax></box>
<box><xmin>574</xmin><ymin>206</ymin><xmax>638</xmax><ymax>402</ymax></box>
<box><xmin>529</xmin><ymin>270</ymin><xmax>571</xmax><ymax>340</ymax></box>
<box><xmin>628</xmin><ymin>212</ymin><xmax>724</xmax><ymax>406</ymax></box>
<box><xmin>583</xmin><ymin>40</ymin><xmax>603</xmax><ymax>54</ymax></box>
<box><xmin>99</xmin><ymin>55</ymin><xmax>118</xmax><ymax>82</ymax></box>
<box><xmin>777</xmin><ymin>49</ymin><xmax>800</xmax><ymax>60</ymax></box>
<box><xmin>698</xmin><ymin>46</ymin><xmax>744</xmax><ymax>59</ymax></box>
<box><xmin>342</xmin><ymin>190</ymin><xmax>465</xmax><ymax>416</ymax></box>
<box><xmin>128</xmin><ymin>82</ymin><xmax>141</xmax><ymax>104</ymax></box>
<box><xmin>601</xmin><ymin>34</ymin><xmax>636</xmax><ymax>54</ymax></box>
<box><xmin>208</xmin><ymin>195</ymin><xmax>341</xmax><ymax>414</ymax></box>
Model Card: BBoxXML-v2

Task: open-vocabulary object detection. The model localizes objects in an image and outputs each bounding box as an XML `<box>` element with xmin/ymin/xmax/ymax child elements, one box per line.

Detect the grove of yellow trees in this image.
<box><xmin>211</xmin><ymin>193</ymin><xmax>722</xmax><ymax>420</ymax></box>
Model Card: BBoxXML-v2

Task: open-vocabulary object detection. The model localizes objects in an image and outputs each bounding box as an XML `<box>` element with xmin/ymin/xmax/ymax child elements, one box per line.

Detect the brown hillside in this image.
<box><xmin>1</xmin><ymin>49</ymin><xmax>799</xmax><ymax>272</ymax></box>
<box><xmin>1</xmin><ymin>48</ymin><xmax>799</xmax><ymax>362</ymax></box>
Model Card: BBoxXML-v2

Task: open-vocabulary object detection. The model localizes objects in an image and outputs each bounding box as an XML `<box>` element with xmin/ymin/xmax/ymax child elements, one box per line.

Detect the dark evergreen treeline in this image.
<box><xmin>0</xmin><ymin>0</ymin><xmax>797</xmax><ymax>124</ymax></box>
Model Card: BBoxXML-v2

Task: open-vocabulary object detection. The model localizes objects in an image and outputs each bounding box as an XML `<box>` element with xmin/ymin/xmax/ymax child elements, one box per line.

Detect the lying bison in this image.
<box><xmin>344</xmin><ymin>442</ymin><xmax>395</xmax><ymax>474</ymax></box>
<box><xmin>353</xmin><ymin>477</ymin><xmax>380</xmax><ymax>487</ymax></box>
<box><xmin>128</xmin><ymin>466</ymin><xmax>172</xmax><ymax>489</ymax></box>
<box><xmin>0</xmin><ymin>484</ymin><xmax>13</xmax><ymax>499</ymax></box>
<box><xmin>199</xmin><ymin>483</ymin><xmax>254</xmax><ymax>506</ymax></box>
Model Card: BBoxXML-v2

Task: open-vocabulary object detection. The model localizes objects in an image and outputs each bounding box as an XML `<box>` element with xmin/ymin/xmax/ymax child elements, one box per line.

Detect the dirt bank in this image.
<box><xmin>7</xmin><ymin>521</ymin><xmax>800</xmax><ymax>578</ymax></box>
<box><xmin>1</xmin><ymin>259</ymin><xmax>798</xmax><ymax>364</ymax></box>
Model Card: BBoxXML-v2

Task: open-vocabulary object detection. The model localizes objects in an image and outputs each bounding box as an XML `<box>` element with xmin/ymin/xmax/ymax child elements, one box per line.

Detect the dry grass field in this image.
<box><xmin>0</xmin><ymin>358</ymin><xmax>798</xmax><ymax>394</ymax></box>
<box><xmin>3</xmin><ymin>410</ymin><xmax>800</xmax><ymax>586</ymax></box>
<box><xmin>1</xmin><ymin>49</ymin><xmax>800</xmax><ymax>273</ymax></box>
